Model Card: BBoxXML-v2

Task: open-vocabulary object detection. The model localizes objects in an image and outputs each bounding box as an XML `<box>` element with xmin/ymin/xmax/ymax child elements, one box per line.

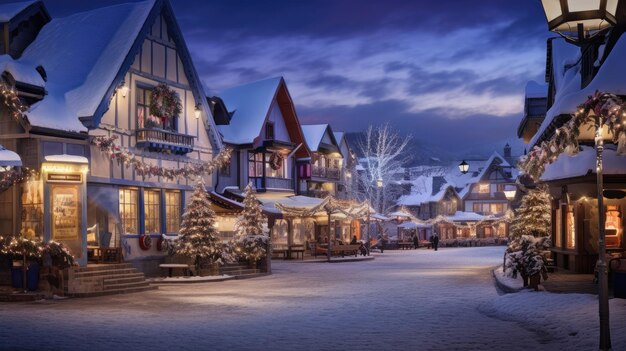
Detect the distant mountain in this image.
<box><xmin>345</xmin><ymin>132</ymin><xmax>526</xmax><ymax>167</ymax></box>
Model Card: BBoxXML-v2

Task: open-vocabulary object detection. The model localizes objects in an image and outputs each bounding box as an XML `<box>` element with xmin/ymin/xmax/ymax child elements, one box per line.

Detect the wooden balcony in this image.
<box><xmin>136</xmin><ymin>128</ymin><xmax>194</xmax><ymax>154</ymax></box>
<box><xmin>312</xmin><ymin>165</ymin><xmax>340</xmax><ymax>180</ymax></box>
<box><xmin>249</xmin><ymin>177</ymin><xmax>293</xmax><ymax>191</ymax></box>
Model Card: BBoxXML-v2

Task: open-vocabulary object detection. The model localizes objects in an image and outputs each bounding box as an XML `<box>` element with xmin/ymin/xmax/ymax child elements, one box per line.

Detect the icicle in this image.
<box><xmin>617</xmin><ymin>131</ymin><xmax>626</xmax><ymax>156</ymax></box>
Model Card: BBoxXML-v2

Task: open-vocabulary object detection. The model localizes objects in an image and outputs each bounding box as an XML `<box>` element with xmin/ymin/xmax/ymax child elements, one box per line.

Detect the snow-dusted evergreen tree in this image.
<box><xmin>233</xmin><ymin>183</ymin><xmax>268</xmax><ymax>263</ymax></box>
<box><xmin>509</xmin><ymin>185</ymin><xmax>552</xmax><ymax>239</ymax></box>
<box><xmin>505</xmin><ymin>235</ymin><xmax>551</xmax><ymax>288</ymax></box>
<box><xmin>173</xmin><ymin>180</ymin><xmax>223</xmax><ymax>272</ymax></box>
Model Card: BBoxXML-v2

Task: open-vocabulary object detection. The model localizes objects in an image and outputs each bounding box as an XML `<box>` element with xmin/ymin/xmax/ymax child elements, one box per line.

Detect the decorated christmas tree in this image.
<box><xmin>233</xmin><ymin>183</ymin><xmax>268</xmax><ymax>263</ymax></box>
<box><xmin>173</xmin><ymin>180</ymin><xmax>223</xmax><ymax>273</ymax></box>
<box><xmin>509</xmin><ymin>185</ymin><xmax>552</xmax><ymax>239</ymax></box>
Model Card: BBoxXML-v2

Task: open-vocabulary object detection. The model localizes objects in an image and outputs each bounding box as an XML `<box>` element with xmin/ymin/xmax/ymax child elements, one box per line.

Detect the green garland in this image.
<box><xmin>519</xmin><ymin>91</ymin><xmax>626</xmax><ymax>180</ymax></box>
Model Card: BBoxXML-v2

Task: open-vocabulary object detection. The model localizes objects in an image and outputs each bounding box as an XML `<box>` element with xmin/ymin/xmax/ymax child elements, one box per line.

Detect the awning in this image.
<box><xmin>0</xmin><ymin>145</ymin><xmax>21</xmax><ymax>170</ymax></box>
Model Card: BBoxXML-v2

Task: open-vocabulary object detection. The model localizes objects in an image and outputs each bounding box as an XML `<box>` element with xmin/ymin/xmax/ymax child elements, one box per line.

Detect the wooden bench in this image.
<box><xmin>289</xmin><ymin>245</ymin><xmax>305</xmax><ymax>260</ymax></box>
<box><xmin>419</xmin><ymin>240</ymin><xmax>432</xmax><ymax>249</ymax></box>
<box><xmin>159</xmin><ymin>263</ymin><xmax>191</xmax><ymax>277</ymax></box>
<box><xmin>314</xmin><ymin>244</ymin><xmax>361</xmax><ymax>257</ymax></box>
<box><xmin>397</xmin><ymin>241</ymin><xmax>414</xmax><ymax>250</ymax></box>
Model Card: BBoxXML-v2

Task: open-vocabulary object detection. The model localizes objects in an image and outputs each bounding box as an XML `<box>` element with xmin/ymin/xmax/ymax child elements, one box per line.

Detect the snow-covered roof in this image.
<box><xmin>44</xmin><ymin>154</ymin><xmax>89</xmax><ymax>164</ymax></box>
<box><xmin>529</xmin><ymin>34</ymin><xmax>626</xmax><ymax>147</ymax></box>
<box><xmin>0</xmin><ymin>55</ymin><xmax>44</xmax><ymax>87</ymax></box>
<box><xmin>396</xmin><ymin>150</ymin><xmax>519</xmax><ymax>207</ymax></box>
<box><xmin>0</xmin><ymin>1</ymin><xmax>34</xmax><ymax>22</ymax></box>
<box><xmin>387</xmin><ymin>210</ymin><xmax>413</xmax><ymax>218</ymax></box>
<box><xmin>302</xmin><ymin>124</ymin><xmax>331</xmax><ymax>152</ymax></box>
<box><xmin>371</xmin><ymin>213</ymin><xmax>390</xmax><ymax>221</ymax></box>
<box><xmin>217</xmin><ymin>77</ymin><xmax>283</xmax><ymax>144</ymax></box>
<box><xmin>20</xmin><ymin>0</ymin><xmax>156</xmax><ymax>132</ymax></box>
<box><xmin>398</xmin><ymin>221</ymin><xmax>431</xmax><ymax>229</ymax></box>
<box><xmin>0</xmin><ymin>145</ymin><xmax>21</xmax><ymax>167</ymax></box>
<box><xmin>445</xmin><ymin>211</ymin><xmax>487</xmax><ymax>222</ymax></box>
<box><xmin>525</xmin><ymin>80</ymin><xmax>547</xmax><ymax>99</ymax></box>
<box><xmin>541</xmin><ymin>146</ymin><xmax>626</xmax><ymax>181</ymax></box>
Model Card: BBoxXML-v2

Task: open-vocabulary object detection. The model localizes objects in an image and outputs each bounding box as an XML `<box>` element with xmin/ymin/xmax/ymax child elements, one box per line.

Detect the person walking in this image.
<box><xmin>432</xmin><ymin>234</ymin><xmax>439</xmax><ymax>251</ymax></box>
<box><xmin>412</xmin><ymin>234</ymin><xmax>419</xmax><ymax>249</ymax></box>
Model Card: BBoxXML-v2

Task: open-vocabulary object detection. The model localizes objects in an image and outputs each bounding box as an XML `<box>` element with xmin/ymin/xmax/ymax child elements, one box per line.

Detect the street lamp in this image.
<box><xmin>539</xmin><ymin>2</ymin><xmax>621</xmax><ymax>349</ymax></box>
<box><xmin>503</xmin><ymin>185</ymin><xmax>517</xmax><ymax>201</ymax></box>
<box><xmin>458</xmin><ymin>160</ymin><xmax>469</xmax><ymax>174</ymax></box>
<box><xmin>540</xmin><ymin>0</ymin><xmax>619</xmax><ymax>41</ymax></box>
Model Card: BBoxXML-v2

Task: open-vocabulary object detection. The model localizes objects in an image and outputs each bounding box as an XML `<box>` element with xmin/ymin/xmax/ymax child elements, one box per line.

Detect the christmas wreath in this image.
<box><xmin>269</xmin><ymin>152</ymin><xmax>283</xmax><ymax>170</ymax></box>
<box><xmin>139</xmin><ymin>234</ymin><xmax>152</xmax><ymax>250</ymax></box>
<box><xmin>150</xmin><ymin>84</ymin><xmax>182</xmax><ymax>123</ymax></box>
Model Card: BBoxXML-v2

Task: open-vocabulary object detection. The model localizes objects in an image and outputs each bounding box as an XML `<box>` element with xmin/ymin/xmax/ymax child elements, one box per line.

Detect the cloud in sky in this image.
<box><xmin>44</xmin><ymin>0</ymin><xmax>552</xmax><ymax>157</ymax></box>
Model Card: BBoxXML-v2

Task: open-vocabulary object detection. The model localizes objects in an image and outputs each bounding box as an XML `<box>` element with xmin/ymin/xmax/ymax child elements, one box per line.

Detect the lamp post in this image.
<box><xmin>458</xmin><ymin>160</ymin><xmax>469</xmax><ymax>174</ymax></box>
<box><xmin>539</xmin><ymin>2</ymin><xmax>621</xmax><ymax>349</ymax></box>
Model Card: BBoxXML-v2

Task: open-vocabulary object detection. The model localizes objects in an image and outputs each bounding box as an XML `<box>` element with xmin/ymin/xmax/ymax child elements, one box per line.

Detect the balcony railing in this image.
<box><xmin>265</xmin><ymin>177</ymin><xmax>293</xmax><ymax>190</ymax></box>
<box><xmin>312</xmin><ymin>165</ymin><xmax>340</xmax><ymax>180</ymax></box>
<box><xmin>136</xmin><ymin>128</ymin><xmax>194</xmax><ymax>154</ymax></box>
<box><xmin>249</xmin><ymin>177</ymin><xmax>293</xmax><ymax>190</ymax></box>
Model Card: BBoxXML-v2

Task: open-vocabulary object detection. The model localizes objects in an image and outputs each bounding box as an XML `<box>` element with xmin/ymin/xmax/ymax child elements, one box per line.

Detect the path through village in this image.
<box><xmin>1</xmin><ymin>247</ymin><xmax>625</xmax><ymax>350</ymax></box>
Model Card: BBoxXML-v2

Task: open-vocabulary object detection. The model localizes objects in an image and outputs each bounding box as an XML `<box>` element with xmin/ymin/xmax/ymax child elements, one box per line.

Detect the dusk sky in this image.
<box><xmin>43</xmin><ymin>0</ymin><xmax>552</xmax><ymax>158</ymax></box>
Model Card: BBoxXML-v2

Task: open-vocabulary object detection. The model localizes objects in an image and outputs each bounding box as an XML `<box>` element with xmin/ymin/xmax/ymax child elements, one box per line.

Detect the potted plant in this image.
<box><xmin>2</xmin><ymin>236</ymin><xmax>43</xmax><ymax>291</ymax></box>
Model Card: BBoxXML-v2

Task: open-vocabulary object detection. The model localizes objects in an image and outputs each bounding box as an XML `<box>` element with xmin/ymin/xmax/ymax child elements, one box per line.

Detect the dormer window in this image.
<box><xmin>265</xmin><ymin>122</ymin><xmax>274</xmax><ymax>140</ymax></box>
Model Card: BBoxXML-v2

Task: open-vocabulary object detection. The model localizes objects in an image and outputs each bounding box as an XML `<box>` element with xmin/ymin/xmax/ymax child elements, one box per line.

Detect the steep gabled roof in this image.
<box><xmin>218</xmin><ymin>77</ymin><xmax>282</xmax><ymax>144</ymax></box>
<box><xmin>217</xmin><ymin>76</ymin><xmax>309</xmax><ymax>157</ymax></box>
<box><xmin>18</xmin><ymin>0</ymin><xmax>222</xmax><ymax>148</ymax></box>
<box><xmin>301</xmin><ymin>123</ymin><xmax>341</xmax><ymax>155</ymax></box>
<box><xmin>20</xmin><ymin>0</ymin><xmax>156</xmax><ymax>132</ymax></box>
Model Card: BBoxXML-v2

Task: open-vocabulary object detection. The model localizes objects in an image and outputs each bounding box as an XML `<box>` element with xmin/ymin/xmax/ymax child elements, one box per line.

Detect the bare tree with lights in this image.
<box><xmin>356</xmin><ymin>123</ymin><xmax>411</xmax><ymax>213</ymax></box>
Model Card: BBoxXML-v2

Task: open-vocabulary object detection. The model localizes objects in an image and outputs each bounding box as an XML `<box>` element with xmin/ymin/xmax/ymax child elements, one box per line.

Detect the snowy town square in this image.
<box><xmin>1</xmin><ymin>0</ymin><xmax>626</xmax><ymax>350</ymax></box>
<box><xmin>1</xmin><ymin>247</ymin><xmax>624</xmax><ymax>351</ymax></box>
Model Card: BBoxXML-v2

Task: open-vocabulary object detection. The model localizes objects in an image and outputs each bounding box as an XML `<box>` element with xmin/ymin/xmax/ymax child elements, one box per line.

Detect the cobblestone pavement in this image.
<box><xmin>0</xmin><ymin>247</ymin><xmax>550</xmax><ymax>351</ymax></box>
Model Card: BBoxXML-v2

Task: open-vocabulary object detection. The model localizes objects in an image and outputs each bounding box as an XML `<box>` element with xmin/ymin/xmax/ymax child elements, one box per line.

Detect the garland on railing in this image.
<box><xmin>519</xmin><ymin>91</ymin><xmax>626</xmax><ymax>180</ymax></box>
<box><xmin>92</xmin><ymin>135</ymin><xmax>232</xmax><ymax>181</ymax></box>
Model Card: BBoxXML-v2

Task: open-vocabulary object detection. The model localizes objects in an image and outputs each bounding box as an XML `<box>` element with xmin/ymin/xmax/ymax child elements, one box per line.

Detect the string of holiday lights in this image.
<box><xmin>92</xmin><ymin>135</ymin><xmax>232</xmax><ymax>181</ymax></box>
<box><xmin>519</xmin><ymin>91</ymin><xmax>626</xmax><ymax>180</ymax></box>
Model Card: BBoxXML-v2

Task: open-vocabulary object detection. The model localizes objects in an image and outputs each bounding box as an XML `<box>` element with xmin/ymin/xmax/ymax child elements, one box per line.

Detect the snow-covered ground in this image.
<box><xmin>0</xmin><ymin>247</ymin><xmax>624</xmax><ymax>350</ymax></box>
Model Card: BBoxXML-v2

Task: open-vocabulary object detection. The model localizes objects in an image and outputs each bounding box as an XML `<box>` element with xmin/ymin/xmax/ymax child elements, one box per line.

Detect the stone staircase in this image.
<box><xmin>219</xmin><ymin>263</ymin><xmax>265</xmax><ymax>280</ymax></box>
<box><xmin>65</xmin><ymin>263</ymin><xmax>157</xmax><ymax>297</ymax></box>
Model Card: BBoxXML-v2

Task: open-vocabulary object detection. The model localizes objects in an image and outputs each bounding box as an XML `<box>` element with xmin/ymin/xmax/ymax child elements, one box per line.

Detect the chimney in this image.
<box><xmin>504</xmin><ymin>143</ymin><xmax>511</xmax><ymax>158</ymax></box>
